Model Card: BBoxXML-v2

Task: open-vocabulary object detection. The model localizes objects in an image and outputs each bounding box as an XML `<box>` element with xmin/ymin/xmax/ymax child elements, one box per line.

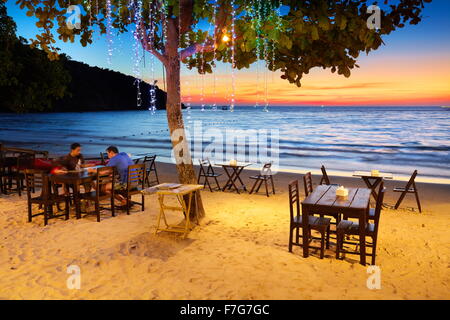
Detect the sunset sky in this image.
<box><xmin>6</xmin><ymin>0</ymin><xmax>450</xmax><ymax>107</ymax></box>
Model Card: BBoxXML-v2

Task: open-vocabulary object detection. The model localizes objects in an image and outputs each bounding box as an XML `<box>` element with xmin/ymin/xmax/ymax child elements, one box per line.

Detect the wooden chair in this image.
<box><xmin>122</xmin><ymin>164</ymin><xmax>145</xmax><ymax>215</ymax></box>
<box><xmin>303</xmin><ymin>172</ymin><xmax>313</xmax><ymax>197</ymax></box>
<box><xmin>3</xmin><ymin>153</ymin><xmax>35</xmax><ymax>196</ymax></box>
<box><xmin>249</xmin><ymin>163</ymin><xmax>275</xmax><ymax>197</ymax></box>
<box><xmin>336</xmin><ymin>184</ymin><xmax>385</xmax><ymax>265</ymax></box>
<box><xmin>393</xmin><ymin>170</ymin><xmax>421</xmax><ymax>213</ymax></box>
<box><xmin>319</xmin><ymin>165</ymin><xmax>338</xmax><ymax>186</ymax></box>
<box><xmin>100</xmin><ymin>152</ymin><xmax>109</xmax><ymax>165</ymax></box>
<box><xmin>143</xmin><ymin>155</ymin><xmax>159</xmax><ymax>187</ymax></box>
<box><xmin>80</xmin><ymin>167</ymin><xmax>115</xmax><ymax>222</ymax></box>
<box><xmin>368</xmin><ymin>181</ymin><xmax>386</xmax><ymax>221</ymax></box>
<box><xmin>288</xmin><ymin>180</ymin><xmax>331</xmax><ymax>259</ymax></box>
<box><xmin>197</xmin><ymin>159</ymin><xmax>221</xmax><ymax>192</ymax></box>
<box><xmin>25</xmin><ymin>169</ymin><xmax>69</xmax><ymax>226</ymax></box>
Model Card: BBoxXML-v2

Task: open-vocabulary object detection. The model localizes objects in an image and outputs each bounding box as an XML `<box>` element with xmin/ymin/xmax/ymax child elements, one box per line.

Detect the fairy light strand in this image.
<box><xmin>230</xmin><ymin>0</ymin><xmax>236</xmax><ymax>113</ymax></box>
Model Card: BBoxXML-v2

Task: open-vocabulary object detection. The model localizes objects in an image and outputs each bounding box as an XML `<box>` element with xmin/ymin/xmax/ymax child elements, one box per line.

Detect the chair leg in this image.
<box><xmin>65</xmin><ymin>198</ymin><xmax>70</xmax><ymax>220</ymax></box>
<box><xmin>264</xmin><ymin>179</ymin><xmax>269</xmax><ymax>197</ymax></box>
<box><xmin>154</xmin><ymin>169</ymin><xmax>160</xmax><ymax>184</ymax></box>
<box><xmin>295</xmin><ymin>226</ymin><xmax>299</xmax><ymax>243</ymax></box>
<box><xmin>43</xmin><ymin>205</ymin><xmax>49</xmax><ymax>226</ymax></box>
<box><xmin>320</xmin><ymin>231</ymin><xmax>325</xmax><ymax>259</ymax></box>
<box><xmin>141</xmin><ymin>194</ymin><xmax>145</xmax><ymax>211</ymax></box>
<box><xmin>27</xmin><ymin>201</ymin><xmax>32</xmax><ymax>223</ymax></box>
<box><xmin>111</xmin><ymin>196</ymin><xmax>115</xmax><ymax>217</ymax></box>
<box><xmin>414</xmin><ymin>190</ymin><xmax>422</xmax><ymax>213</ymax></box>
<box><xmin>95</xmin><ymin>200</ymin><xmax>100</xmax><ymax>222</ymax></box>
<box><xmin>214</xmin><ymin>176</ymin><xmax>221</xmax><ymax>191</ymax></box>
<box><xmin>326</xmin><ymin>225</ymin><xmax>330</xmax><ymax>249</ymax></box>
<box><xmin>394</xmin><ymin>191</ymin><xmax>407</xmax><ymax>209</ymax></box>
<box><xmin>336</xmin><ymin>232</ymin><xmax>341</xmax><ymax>259</ymax></box>
<box><xmin>270</xmin><ymin>176</ymin><xmax>275</xmax><ymax>194</ymax></box>
<box><xmin>126</xmin><ymin>195</ymin><xmax>130</xmax><ymax>215</ymax></box>
<box><xmin>288</xmin><ymin>226</ymin><xmax>293</xmax><ymax>252</ymax></box>
<box><xmin>371</xmin><ymin>238</ymin><xmax>377</xmax><ymax>266</ymax></box>
<box><xmin>249</xmin><ymin>179</ymin><xmax>258</xmax><ymax>194</ymax></box>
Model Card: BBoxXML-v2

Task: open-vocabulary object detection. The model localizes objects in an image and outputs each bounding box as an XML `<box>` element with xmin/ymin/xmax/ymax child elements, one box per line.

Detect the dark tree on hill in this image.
<box><xmin>0</xmin><ymin>2</ymin><xmax>70</xmax><ymax>112</ymax></box>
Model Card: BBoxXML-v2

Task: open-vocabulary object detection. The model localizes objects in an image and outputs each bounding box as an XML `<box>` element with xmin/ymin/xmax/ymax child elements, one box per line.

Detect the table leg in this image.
<box><xmin>302</xmin><ymin>208</ymin><xmax>309</xmax><ymax>258</ymax></box>
<box><xmin>359</xmin><ymin>208</ymin><xmax>367</xmax><ymax>265</ymax></box>
<box><xmin>234</xmin><ymin>167</ymin><xmax>247</xmax><ymax>192</ymax></box>
<box><xmin>362</xmin><ymin>177</ymin><xmax>381</xmax><ymax>201</ymax></box>
<box><xmin>73</xmin><ymin>182</ymin><xmax>81</xmax><ymax>219</ymax></box>
<box><xmin>222</xmin><ymin>167</ymin><xmax>233</xmax><ymax>191</ymax></box>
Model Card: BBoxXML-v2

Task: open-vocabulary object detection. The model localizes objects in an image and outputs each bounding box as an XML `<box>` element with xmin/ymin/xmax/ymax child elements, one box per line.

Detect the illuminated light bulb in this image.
<box><xmin>222</xmin><ymin>34</ymin><xmax>230</xmax><ymax>42</ymax></box>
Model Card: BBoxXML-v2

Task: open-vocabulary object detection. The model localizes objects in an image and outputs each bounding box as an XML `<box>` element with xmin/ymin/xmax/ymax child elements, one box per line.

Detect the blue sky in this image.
<box><xmin>5</xmin><ymin>0</ymin><xmax>450</xmax><ymax>106</ymax></box>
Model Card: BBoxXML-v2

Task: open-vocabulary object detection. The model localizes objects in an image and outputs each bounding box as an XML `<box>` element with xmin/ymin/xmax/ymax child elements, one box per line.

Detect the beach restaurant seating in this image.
<box><xmin>197</xmin><ymin>159</ymin><xmax>222</xmax><ymax>192</ymax></box>
<box><xmin>249</xmin><ymin>162</ymin><xmax>275</xmax><ymax>197</ymax></box>
<box><xmin>143</xmin><ymin>155</ymin><xmax>160</xmax><ymax>187</ymax></box>
<box><xmin>24</xmin><ymin>169</ymin><xmax>69</xmax><ymax>226</ymax></box>
<box><xmin>336</xmin><ymin>183</ymin><xmax>385</xmax><ymax>265</ymax></box>
<box><xmin>2</xmin><ymin>153</ymin><xmax>35</xmax><ymax>197</ymax></box>
<box><xmin>80</xmin><ymin>167</ymin><xmax>116</xmax><ymax>222</ymax></box>
<box><xmin>393</xmin><ymin>170</ymin><xmax>422</xmax><ymax>213</ymax></box>
<box><xmin>120</xmin><ymin>164</ymin><xmax>146</xmax><ymax>215</ymax></box>
<box><xmin>288</xmin><ymin>180</ymin><xmax>331</xmax><ymax>259</ymax></box>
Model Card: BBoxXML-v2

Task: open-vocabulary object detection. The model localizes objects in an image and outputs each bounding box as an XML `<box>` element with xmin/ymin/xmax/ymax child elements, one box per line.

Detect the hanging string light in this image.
<box><xmin>149</xmin><ymin>1</ymin><xmax>157</xmax><ymax>113</ymax></box>
<box><xmin>199</xmin><ymin>0</ymin><xmax>214</xmax><ymax>112</ymax></box>
<box><xmin>211</xmin><ymin>0</ymin><xmax>218</xmax><ymax>111</ymax></box>
<box><xmin>106</xmin><ymin>0</ymin><xmax>113</xmax><ymax>65</ymax></box>
<box><xmin>230</xmin><ymin>0</ymin><xmax>236</xmax><ymax>113</ymax></box>
<box><xmin>130</xmin><ymin>0</ymin><xmax>144</xmax><ymax>107</ymax></box>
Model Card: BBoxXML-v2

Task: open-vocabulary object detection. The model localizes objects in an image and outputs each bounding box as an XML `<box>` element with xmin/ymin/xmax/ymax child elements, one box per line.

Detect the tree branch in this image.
<box><xmin>180</xmin><ymin>40</ymin><xmax>215</xmax><ymax>61</ymax></box>
<box><xmin>138</xmin><ymin>22</ymin><xmax>167</xmax><ymax>65</ymax></box>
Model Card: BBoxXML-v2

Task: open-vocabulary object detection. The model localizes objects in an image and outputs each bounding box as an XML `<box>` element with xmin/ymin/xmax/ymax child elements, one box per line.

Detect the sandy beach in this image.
<box><xmin>0</xmin><ymin>162</ymin><xmax>449</xmax><ymax>300</ymax></box>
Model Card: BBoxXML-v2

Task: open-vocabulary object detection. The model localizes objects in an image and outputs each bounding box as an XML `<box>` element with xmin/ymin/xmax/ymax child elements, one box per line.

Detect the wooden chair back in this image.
<box><xmin>260</xmin><ymin>162</ymin><xmax>272</xmax><ymax>176</ymax></box>
<box><xmin>303</xmin><ymin>172</ymin><xmax>313</xmax><ymax>197</ymax></box>
<box><xmin>288</xmin><ymin>180</ymin><xmax>300</xmax><ymax>223</ymax></box>
<box><xmin>24</xmin><ymin>169</ymin><xmax>50</xmax><ymax>199</ymax></box>
<box><xmin>320</xmin><ymin>165</ymin><xmax>331</xmax><ymax>185</ymax></box>
<box><xmin>127</xmin><ymin>164</ymin><xmax>145</xmax><ymax>190</ymax></box>
<box><xmin>96</xmin><ymin>166</ymin><xmax>115</xmax><ymax>193</ymax></box>
<box><xmin>16</xmin><ymin>153</ymin><xmax>35</xmax><ymax>171</ymax></box>
<box><xmin>143</xmin><ymin>155</ymin><xmax>157</xmax><ymax>171</ymax></box>
<box><xmin>199</xmin><ymin>159</ymin><xmax>215</xmax><ymax>176</ymax></box>
<box><xmin>100</xmin><ymin>152</ymin><xmax>108</xmax><ymax>165</ymax></box>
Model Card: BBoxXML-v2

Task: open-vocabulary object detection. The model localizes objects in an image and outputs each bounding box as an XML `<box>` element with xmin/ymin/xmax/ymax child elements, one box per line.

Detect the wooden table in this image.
<box><xmin>153</xmin><ymin>184</ymin><xmax>204</xmax><ymax>238</ymax></box>
<box><xmin>217</xmin><ymin>163</ymin><xmax>251</xmax><ymax>194</ymax></box>
<box><xmin>353</xmin><ymin>171</ymin><xmax>393</xmax><ymax>201</ymax></box>
<box><xmin>301</xmin><ymin>185</ymin><xmax>371</xmax><ymax>265</ymax></box>
<box><xmin>49</xmin><ymin>169</ymin><xmax>99</xmax><ymax>219</ymax></box>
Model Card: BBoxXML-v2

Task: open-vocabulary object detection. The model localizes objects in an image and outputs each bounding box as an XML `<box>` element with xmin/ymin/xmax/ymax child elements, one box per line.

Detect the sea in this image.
<box><xmin>1</xmin><ymin>106</ymin><xmax>449</xmax><ymax>182</ymax></box>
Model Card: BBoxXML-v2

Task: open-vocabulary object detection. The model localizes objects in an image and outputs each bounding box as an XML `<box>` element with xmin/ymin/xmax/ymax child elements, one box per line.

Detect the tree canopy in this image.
<box><xmin>0</xmin><ymin>2</ymin><xmax>70</xmax><ymax>112</ymax></box>
<box><xmin>8</xmin><ymin>0</ymin><xmax>431</xmax><ymax>86</ymax></box>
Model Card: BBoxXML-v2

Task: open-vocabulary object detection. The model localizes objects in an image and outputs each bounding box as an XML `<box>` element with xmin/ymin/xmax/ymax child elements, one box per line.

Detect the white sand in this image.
<box><xmin>0</xmin><ymin>162</ymin><xmax>449</xmax><ymax>299</ymax></box>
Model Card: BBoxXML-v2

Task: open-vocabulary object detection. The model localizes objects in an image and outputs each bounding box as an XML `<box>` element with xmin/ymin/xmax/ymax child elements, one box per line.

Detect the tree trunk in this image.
<box><xmin>164</xmin><ymin>19</ymin><xmax>205</xmax><ymax>220</ymax></box>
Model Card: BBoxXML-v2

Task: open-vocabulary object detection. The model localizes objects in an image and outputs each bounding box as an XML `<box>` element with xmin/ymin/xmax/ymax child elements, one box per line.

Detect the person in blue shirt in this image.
<box><xmin>104</xmin><ymin>146</ymin><xmax>133</xmax><ymax>207</ymax></box>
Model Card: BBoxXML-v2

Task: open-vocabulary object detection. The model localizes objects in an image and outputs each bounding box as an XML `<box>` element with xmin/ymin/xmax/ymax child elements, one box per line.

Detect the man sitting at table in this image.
<box><xmin>104</xmin><ymin>146</ymin><xmax>133</xmax><ymax>207</ymax></box>
<box><xmin>55</xmin><ymin>143</ymin><xmax>95</xmax><ymax>193</ymax></box>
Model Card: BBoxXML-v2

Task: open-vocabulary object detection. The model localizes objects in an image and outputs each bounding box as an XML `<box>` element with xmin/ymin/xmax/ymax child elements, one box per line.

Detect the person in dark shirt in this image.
<box><xmin>58</xmin><ymin>143</ymin><xmax>85</xmax><ymax>171</ymax></box>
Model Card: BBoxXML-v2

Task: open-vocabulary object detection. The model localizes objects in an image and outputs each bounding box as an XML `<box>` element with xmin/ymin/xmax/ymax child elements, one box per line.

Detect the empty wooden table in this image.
<box><xmin>49</xmin><ymin>169</ymin><xmax>100</xmax><ymax>219</ymax></box>
<box><xmin>353</xmin><ymin>171</ymin><xmax>393</xmax><ymax>201</ymax></box>
<box><xmin>152</xmin><ymin>184</ymin><xmax>204</xmax><ymax>238</ymax></box>
<box><xmin>301</xmin><ymin>185</ymin><xmax>371</xmax><ymax>265</ymax></box>
<box><xmin>217</xmin><ymin>163</ymin><xmax>251</xmax><ymax>194</ymax></box>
